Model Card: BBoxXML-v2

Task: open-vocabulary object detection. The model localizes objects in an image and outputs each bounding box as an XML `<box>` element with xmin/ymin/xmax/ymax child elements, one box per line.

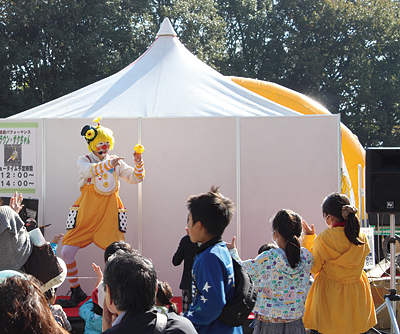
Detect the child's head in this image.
<box><xmin>97</xmin><ymin>241</ymin><xmax>138</xmax><ymax>313</ymax></box>
<box><xmin>187</xmin><ymin>186</ymin><xmax>235</xmax><ymax>238</ymax></box>
<box><xmin>322</xmin><ymin>192</ymin><xmax>363</xmax><ymax>245</ymax></box>
<box><xmin>104</xmin><ymin>241</ymin><xmax>137</xmax><ymax>263</ymax></box>
<box><xmin>271</xmin><ymin>209</ymin><xmax>302</xmax><ymax>268</ymax></box>
<box><xmin>156</xmin><ymin>281</ymin><xmax>178</xmax><ymax>314</ymax></box>
<box><xmin>81</xmin><ymin>117</ymin><xmax>115</xmax><ymax>154</ymax></box>
<box><xmin>258</xmin><ymin>243</ymin><xmax>278</xmax><ymax>255</ymax></box>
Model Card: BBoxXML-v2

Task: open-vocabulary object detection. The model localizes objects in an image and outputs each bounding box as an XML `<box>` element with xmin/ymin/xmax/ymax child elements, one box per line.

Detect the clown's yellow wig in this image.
<box><xmin>84</xmin><ymin>117</ymin><xmax>115</xmax><ymax>152</ymax></box>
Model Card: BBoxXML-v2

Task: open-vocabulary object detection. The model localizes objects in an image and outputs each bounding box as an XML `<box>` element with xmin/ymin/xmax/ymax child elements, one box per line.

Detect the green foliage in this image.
<box><xmin>217</xmin><ymin>0</ymin><xmax>400</xmax><ymax>147</ymax></box>
<box><xmin>0</xmin><ymin>0</ymin><xmax>153</xmax><ymax>115</ymax></box>
<box><xmin>0</xmin><ymin>0</ymin><xmax>227</xmax><ymax>117</ymax></box>
<box><xmin>154</xmin><ymin>0</ymin><xmax>228</xmax><ymax>69</ymax></box>
<box><xmin>338</xmin><ymin>0</ymin><xmax>400</xmax><ymax>147</ymax></box>
<box><xmin>216</xmin><ymin>0</ymin><xmax>273</xmax><ymax>77</ymax></box>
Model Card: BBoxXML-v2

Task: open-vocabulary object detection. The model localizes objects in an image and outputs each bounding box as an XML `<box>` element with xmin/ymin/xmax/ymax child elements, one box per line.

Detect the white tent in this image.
<box><xmin>5</xmin><ymin>18</ymin><xmax>340</xmax><ymax>297</ymax></box>
<box><xmin>10</xmin><ymin>18</ymin><xmax>299</xmax><ymax>119</ymax></box>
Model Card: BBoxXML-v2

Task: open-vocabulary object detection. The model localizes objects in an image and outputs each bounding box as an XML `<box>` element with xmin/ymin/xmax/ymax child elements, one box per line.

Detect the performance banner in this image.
<box><xmin>0</xmin><ymin>122</ymin><xmax>38</xmax><ymax>193</ymax></box>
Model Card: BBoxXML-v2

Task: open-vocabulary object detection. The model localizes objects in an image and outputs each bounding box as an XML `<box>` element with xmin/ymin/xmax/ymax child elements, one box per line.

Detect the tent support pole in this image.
<box><xmin>42</xmin><ymin>119</ymin><xmax>46</xmax><ymax>228</ymax></box>
<box><xmin>137</xmin><ymin>117</ymin><xmax>143</xmax><ymax>254</ymax></box>
<box><xmin>236</xmin><ymin>117</ymin><xmax>241</xmax><ymax>254</ymax></box>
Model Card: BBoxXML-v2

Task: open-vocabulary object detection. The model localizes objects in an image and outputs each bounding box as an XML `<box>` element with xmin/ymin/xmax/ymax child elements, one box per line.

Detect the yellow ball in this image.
<box><xmin>134</xmin><ymin>144</ymin><xmax>145</xmax><ymax>154</ymax></box>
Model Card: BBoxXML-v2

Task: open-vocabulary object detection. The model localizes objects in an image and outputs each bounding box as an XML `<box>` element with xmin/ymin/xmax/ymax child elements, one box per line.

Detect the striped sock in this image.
<box><xmin>66</xmin><ymin>261</ymin><xmax>80</xmax><ymax>289</ymax></box>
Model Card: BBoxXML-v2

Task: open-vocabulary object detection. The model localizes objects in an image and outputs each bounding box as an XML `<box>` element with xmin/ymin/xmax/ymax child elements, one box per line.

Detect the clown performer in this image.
<box><xmin>57</xmin><ymin>117</ymin><xmax>145</xmax><ymax>308</ymax></box>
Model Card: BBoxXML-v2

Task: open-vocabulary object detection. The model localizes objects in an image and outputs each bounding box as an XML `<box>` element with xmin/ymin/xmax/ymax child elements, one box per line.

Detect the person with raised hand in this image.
<box><xmin>226</xmin><ymin>209</ymin><xmax>313</xmax><ymax>334</ymax></box>
<box><xmin>302</xmin><ymin>192</ymin><xmax>376</xmax><ymax>334</ymax></box>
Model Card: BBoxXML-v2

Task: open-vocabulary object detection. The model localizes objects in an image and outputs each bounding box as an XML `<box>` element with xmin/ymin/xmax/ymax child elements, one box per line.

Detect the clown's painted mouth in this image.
<box><xmin>98</xmin><ymin>150</ymin><xmax>108</xmax><ymax>156</ymax></box>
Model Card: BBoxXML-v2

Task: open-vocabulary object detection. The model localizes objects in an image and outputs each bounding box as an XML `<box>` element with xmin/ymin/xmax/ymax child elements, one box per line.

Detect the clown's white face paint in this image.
<box><xmin>93</xmin><ymin>141</ymin><xmax>110</xmax><ymax>159</ymax></box>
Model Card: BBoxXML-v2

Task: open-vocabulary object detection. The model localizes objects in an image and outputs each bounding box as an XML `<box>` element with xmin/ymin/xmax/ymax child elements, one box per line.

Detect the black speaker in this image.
<box><xmin>366</xmin><ymin>147</ymin><xmax>400</xmax><ymax>213</ymax></box>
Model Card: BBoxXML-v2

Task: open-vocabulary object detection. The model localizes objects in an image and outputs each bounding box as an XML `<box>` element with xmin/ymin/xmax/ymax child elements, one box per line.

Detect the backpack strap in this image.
<box><xmin>153</xmin><ymin>312</ymin><xmax>168</xmax><ymax>334</ymax></box>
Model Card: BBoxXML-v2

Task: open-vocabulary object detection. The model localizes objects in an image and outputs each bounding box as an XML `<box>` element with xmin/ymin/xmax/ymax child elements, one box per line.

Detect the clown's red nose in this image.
<box><xmin>102</xmin><ymin>145</ymin><xmax>107</xmax><ymax>149</ymax></box>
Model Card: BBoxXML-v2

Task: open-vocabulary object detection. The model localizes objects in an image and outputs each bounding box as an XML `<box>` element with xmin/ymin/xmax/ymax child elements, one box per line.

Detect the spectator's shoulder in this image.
<box><xmin>0</xmin><ymin>205</ymin><xmax>17</xmax><ymax>216</ymax></box>
<box><xmin>51</xmin><ymin>304</ymin><xmax>64</xmax><ymax>312</ymax></box>
<box><xmin>182</xmin><ymin>235</ymin><xmax>191</xmax><ymax>242</ymax></box>
<box><xmin>0</xmin><ymin>205</ymin><xmax>24</xmax><ymax>232</ymax></box>
<box><xmin>301</xmin><ymin>246</ymin><xmax>313</xmax><ymax>257</ymax></box>
<box><xmin>166</xmin><ymin>313</ymin><xmax>197</xmax><ymax>334</ymax></box>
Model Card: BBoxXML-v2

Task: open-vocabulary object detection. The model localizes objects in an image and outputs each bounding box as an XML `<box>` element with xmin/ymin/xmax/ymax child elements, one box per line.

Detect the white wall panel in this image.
<box><xmin>0</xmin><ymin>115</ymin><xmax>340</xmax><ymax>297</ymax></box>
<box><xmin>239</xmin><ymin>115</ymin><xmax>340</xmax><ymax>260</ymax></box>
<box><xmin>141</xmin><ymin>117</ymin><xmax>237</xmax><ymax>293</ymax></box>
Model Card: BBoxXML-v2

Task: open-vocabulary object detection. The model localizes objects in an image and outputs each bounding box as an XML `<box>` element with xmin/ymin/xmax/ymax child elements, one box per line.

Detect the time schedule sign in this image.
<box><xmin>0</xmin><ymin>122</ymin><xmax>37</xmax><ymax>193</ymax></box>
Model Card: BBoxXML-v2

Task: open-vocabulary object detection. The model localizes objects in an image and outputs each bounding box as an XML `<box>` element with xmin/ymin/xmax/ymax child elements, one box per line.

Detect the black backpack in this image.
<box><xmin>194</xmin><ymin>238</ymin><xmax>258</xmax><ymax>327</ymax></box>
<box><xmin>218</xmin><ymin>257</ymin><xmax>258</xmax><ymax>326</ymax></box>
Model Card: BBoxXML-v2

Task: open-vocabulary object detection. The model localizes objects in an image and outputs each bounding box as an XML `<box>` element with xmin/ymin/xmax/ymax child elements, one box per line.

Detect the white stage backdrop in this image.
<box><xmin>0</xmin><ymin>115</ymin><xmax>340</xmax><ymax>296</ymax></box>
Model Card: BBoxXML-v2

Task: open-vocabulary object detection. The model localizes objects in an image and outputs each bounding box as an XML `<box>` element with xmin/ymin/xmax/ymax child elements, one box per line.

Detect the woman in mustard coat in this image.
<box><xmin>302</xmin><ymin>192</ymin><xmax>376</xmax><ymax>334</ymax></box>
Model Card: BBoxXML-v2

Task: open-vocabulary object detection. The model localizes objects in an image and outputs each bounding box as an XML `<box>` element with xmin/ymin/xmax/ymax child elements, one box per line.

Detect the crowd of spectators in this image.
<box><xmin>0</xmin><ymin>188</ymin><xmax>377</xmax><ymax>334</ymax></box>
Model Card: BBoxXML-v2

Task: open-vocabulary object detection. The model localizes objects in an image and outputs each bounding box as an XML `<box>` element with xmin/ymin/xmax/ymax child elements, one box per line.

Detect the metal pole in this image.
<box><xmin>363</xmin><ymin>166</ymin><xmax>367</xmax><ymax>227</ymax></box>
<box><xmin>358</xmin><ymin>164</ymin><xmax>362</xmax><ymax>226</ymax></box>
<box><xmin>236</xmin><ymin>117</ymin><xmax>241</xmax><ymax>254</ymax></box>
<box><xmin>137</xmin><ymin>117</ymin><xmax>143</xmax><ymax>254</ymax></box>
<box><xmin>390</xmin><ymin>214</ymin><xmax>397</xmax><ymax>334</ymax></box>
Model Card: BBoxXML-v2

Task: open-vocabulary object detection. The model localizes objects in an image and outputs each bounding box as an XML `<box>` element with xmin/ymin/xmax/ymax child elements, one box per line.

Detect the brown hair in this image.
<box><xmin>322</xmin><ymin>192</ymin><xmax>364</xmax><ymax>245</ymax></box>
<box><xmin>0</xmin><ymin>275</ymin><xmax>69</xmax><ymax>333</ymax></box>
<box><xmin>272</xmin><ymin>209</ymin><xmax>302</xmax><ymax>268</ymax></box>
<box><xmin>156</xmin><ymin>281</ymin><xmax>178</xmax><ymax>314</ymax></box>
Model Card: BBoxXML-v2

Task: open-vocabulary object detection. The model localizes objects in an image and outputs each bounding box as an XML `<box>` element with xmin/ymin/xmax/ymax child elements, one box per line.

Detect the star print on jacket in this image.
<box><xmin>184</xmin><ymin>240</ymin><xmax>242</xmax><ymax>334</ymax></box>
<box><xmin>202</xmin><ymin>282</ymin><xmax>211</xmax><ymax>292</ymax></box>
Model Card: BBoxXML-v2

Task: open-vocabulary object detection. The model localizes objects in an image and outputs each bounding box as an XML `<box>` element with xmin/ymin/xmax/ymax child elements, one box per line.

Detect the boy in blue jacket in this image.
<box><xmin>184</xmin><ymin>186</ymin><xmax>242</xmax><ymax>334</ymax></box>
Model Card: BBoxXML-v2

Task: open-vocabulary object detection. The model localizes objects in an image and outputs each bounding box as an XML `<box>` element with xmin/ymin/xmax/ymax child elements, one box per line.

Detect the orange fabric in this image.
<box><xmin>68</xmin><ymin>269</ymin><xmax>78</xmax><ymax>276</ymax></box>
<box><xmin>65</xmin><ymin>260</ymin><xmax>79</xmax><ymax>287</ymax></box>
<box><xmin>303</xmin><ymin>230</ymin><xmax>376</xmax><ymax>334</ymax></box>
<box><xmin>62</xmin><ymin>184</ymin><xmax>125</xmax><ymax>250</ymax></box>
<box><xmin>66</xmin><ymin>261</ymin><xmax>77</xmax><ymax>269</ymax></box>
<box><xmin>67</xmin><ymin>276</ymin><xmax>79</xmax><ymax>288</ymax></box>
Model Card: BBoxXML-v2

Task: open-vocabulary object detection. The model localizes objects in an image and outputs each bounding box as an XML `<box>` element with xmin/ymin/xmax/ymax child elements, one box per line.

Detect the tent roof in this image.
<box><xmin>10</xmin><ymin>18</ymin><xmax>300</xmax><ymax>119</ymax></box>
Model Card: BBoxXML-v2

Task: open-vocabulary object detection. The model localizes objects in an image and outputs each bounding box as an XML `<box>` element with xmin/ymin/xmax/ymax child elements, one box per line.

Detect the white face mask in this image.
<box><xmin>271</xmin><ymin>230</ymin><xmax>279</xmax><ymax>247</ymax></box>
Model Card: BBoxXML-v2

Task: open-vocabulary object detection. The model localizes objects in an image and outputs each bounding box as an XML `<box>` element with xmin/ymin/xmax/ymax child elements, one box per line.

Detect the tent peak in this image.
<box><xmin>157</xmin><ymin>18</ymin><xmax>177</xmax><ymax>37</ymax></box>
